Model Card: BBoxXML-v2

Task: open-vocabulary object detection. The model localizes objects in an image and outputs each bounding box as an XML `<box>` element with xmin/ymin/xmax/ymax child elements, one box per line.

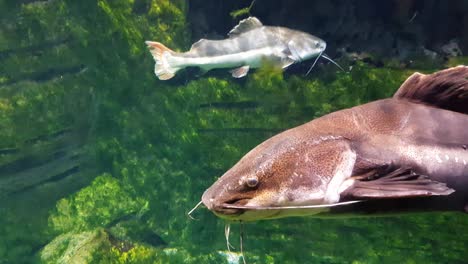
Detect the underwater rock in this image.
<box><xmin>48</xmin><ymin>174</ymin><xmax>147</xmax><ymax>234</ymax></box>
<box><xmin>40</xmin><ymin>229</ymin><xmax>111</xmax><ymax>264</ymax></box>
<box><xmin>107</xmin><ymin>218</ymin><xmax>167</xmax><ymax>249</ymax></box>
<box><xmin>441</xmin><ymin>39</ymin><xmax>463</xmax><ymax>57</ymax></box>
<box><xmin>0</xmin><ymin>147</ymin><xmax>83</xmax><ymax>196</ymax></box>
<box><xmin>107</xmin><ymin>231</ymin><xmax>135</xmax><ymax>253</ymax></box>
<box><xmin>422</xmin><ymin>47</ymin><xmax>438</xmax><ymax>60</ymax></box>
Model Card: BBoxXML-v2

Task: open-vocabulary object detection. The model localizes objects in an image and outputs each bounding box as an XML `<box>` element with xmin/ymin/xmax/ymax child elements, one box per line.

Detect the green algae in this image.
<box><xmin>49</xmin><ymin>173</ymin><xmax>146</xmax><ymax>233</ymax></box>
<box><xmin>43</xmin><ymin>60</ymin><xmax>461</xmax><ymax>263</ymax></box>
<box><xmin>40</xmin><ymin>229</ymin><xmax>111</xmax><ymax>264</ymax></box>
<box><xmin>0</xmin><ymin>0</ymin><xmax>467</xmax><ymax>263</ymax></box>
<box><xmin>230</xmin><ymin>0</ymin><xmax>256</xmax><ymax>19</ymax></box>
<box><xmin>446</xmin><ymin>56</ymin><xmax>468</xmax><ymax>67</ymax></box>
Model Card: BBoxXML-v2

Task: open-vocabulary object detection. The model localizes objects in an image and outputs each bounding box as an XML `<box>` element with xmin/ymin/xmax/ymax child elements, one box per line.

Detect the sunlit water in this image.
<box><xmin>0</xmin><ymin>0</ymin><xmax>467</xmax><ymax>263</ymax></box>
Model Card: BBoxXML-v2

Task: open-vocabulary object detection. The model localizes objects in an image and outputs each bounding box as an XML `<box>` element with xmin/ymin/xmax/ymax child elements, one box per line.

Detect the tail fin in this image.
<box><xmin>394</xmin><ymin>65</ymin><xmax>468</xmax><ymax>114</ymax></box>
<box><xmin>145</xmin><ymin>41</ymin><xmax>180</xmax><ymax>80</ymax></box>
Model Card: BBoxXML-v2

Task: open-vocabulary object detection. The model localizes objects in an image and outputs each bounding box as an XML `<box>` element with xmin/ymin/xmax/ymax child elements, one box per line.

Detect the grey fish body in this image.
<box><xmin>201</xmin><ymin>66</ymin><xmax>468</xmax><ymax>221</ymax></box>
<box><xmin>182</xmin><ymin>27</ymin><xmax>286</xmax><ymax>57</ymax></box>
<box><xmin>145</xmin><ymin>17</ymin><xmax>326</xmax><ymax>80</ymax></box>
<box><xmin>172</xmin><ymin>27</ymin><xmax>291</xmax><ymax>71</ymax></box>
<box><xmin>342</xmin><ymin>99</ymin><xmax>468</xmax><ymax>193</ymax></box>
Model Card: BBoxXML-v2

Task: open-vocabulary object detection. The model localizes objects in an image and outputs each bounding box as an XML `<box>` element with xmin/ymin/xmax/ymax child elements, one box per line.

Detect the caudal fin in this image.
<box><xmin>394</xmin><ymin>65</ymin><xmax>468</xmax><ymax>114</ymax></box>
<box><xmin>145</xmin><ymin>41</ymin><xmax>180</xmax><ymax>80</ymax></box>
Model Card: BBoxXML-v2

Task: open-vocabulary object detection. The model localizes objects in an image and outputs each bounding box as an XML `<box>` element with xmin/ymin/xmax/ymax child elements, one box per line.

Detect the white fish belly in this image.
<box><xmin>176</xmin><ymin>47</ymin><xmax>282</xmax><ymax>71</ymax></box>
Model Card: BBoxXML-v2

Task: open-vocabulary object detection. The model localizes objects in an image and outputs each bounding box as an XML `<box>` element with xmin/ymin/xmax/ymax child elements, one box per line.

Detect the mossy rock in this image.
<box><xmin>40</xmin><ymin>229</ymin><xmax>111</xmax><ymax>264</ymax></box>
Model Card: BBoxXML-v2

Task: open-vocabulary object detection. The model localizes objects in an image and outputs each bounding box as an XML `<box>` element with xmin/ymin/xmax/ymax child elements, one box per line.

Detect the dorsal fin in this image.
<box><xmin>394</xmin><ymin>65</ymin><xmax>468</xmax><ymax>114</ymax></box>
<box><xmin>190</xmin><ymin>38</ymin><xmax>208</xmax><ymax>51</ymax></box>
<box><xmin>228</xmin><ymin>17</ymin><xmax>263</xmax><ymax>37</ymax></box>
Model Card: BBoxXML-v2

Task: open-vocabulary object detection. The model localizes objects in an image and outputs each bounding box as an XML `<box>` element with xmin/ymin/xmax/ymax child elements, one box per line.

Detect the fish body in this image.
<box><xmin>201</xmin><ymin>66</ymin><xmax>468</xmax><ymax>221</ymax></box>
<box><xmin>145</xmin><ymin>17</ymin><xmax>326</xmax><ymax>80</ymax></box>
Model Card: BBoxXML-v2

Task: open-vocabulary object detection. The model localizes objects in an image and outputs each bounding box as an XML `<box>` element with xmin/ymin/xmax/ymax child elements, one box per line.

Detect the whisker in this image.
<box><xmin>240</xmin><ymin>221</ymin><xmax>247</xmax><ymax>264</ymax></box>
<box><xmin>225</xmin><ymin>223</ymin><xmax>235</xmax><ymax>252</ymax></box>
<box><xmin>187</xmin><ymin>201</ymin><xmax>203</xmax><ymax>220</ymax></box>
<box><xmin>321</xmin><ymin>54</ymin><xmax>346</xmax><ymax>72</ymax></box>
<box><xmin>305</xmin><ymin>51</ymin><xmax>323</xmax><ymax>76</ymax></box>
<box><xmin>409</xmin><ymin>11</ymin><xmax>418</xmax><ymax>23</ymax></box>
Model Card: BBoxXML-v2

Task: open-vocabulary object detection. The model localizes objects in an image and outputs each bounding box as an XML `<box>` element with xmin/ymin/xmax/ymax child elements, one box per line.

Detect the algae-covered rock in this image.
<box><xmin>2</xmin><ymin>0</ymin><xmax>468</xmax><ymax>263</ymax></box>
<box><xmin>40</xmin><ymin>229</ymin><xmax>110</xmax><ymax>264</ymax></box>
<box><xmin>40</xmin><ymin>228</ymin><xmax>229</xmax><ymax>264</ymax></box>
<box><xmin>49</xmin><ymin>173</ymin><xmax>147</xmax><ymax>233</ymax></box>
<box><xmin>0</xmin><ymin>0</ymin><xmax>190</xmax><ymax>262</ymax></box>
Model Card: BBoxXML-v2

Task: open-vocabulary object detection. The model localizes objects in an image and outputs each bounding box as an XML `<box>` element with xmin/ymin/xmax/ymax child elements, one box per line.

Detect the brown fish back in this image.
<box><xmin>394</xmin><ymin>65</ymin><xmax>468</xmax><ymax>114</ymax></box>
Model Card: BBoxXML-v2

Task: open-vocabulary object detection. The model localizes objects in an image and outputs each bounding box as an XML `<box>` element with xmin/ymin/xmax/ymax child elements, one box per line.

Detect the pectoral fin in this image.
<box><xmin>342</xmin><ymin>168</ymin><xmax>455</xmax><ymax>199</ymax></box>
<box><xmin>230</xmin><ymin>65</ymin><xmax>250</xmax><ymax>78</ymax></box>
<box><xmin>287</xmin><ymin>40</ymin><xmax>302</xmax><ymax>61</ymax></box>
<box><xmin>280</xmin><ymin>57</ymin><xmax>295</xmax><ymax>69</ymax></box>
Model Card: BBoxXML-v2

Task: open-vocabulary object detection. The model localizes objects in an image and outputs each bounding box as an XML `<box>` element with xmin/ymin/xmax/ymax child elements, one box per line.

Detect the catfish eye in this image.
<box><xmin>315</xmin><ymin>42</ymin><xmax>320</xmax><ymax>48</ymax></box>
<box><xmin>245</xmin><ymin>176</ymin><xmax>259</xmax><ymax>188</ymax></box>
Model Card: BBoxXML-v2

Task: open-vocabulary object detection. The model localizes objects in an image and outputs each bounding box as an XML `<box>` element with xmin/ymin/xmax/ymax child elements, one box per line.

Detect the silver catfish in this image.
<box><xmin>145</xmin><ymin>17</ymin><xmax>327</xmax><ymax>80</ymax></box>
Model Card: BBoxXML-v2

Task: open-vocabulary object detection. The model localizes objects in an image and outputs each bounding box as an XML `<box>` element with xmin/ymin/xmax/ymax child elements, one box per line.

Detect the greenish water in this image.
<box><xmin>0</xmin><ymin>0</ymin><xmax>467</xmax><ymax>263</ymax></box>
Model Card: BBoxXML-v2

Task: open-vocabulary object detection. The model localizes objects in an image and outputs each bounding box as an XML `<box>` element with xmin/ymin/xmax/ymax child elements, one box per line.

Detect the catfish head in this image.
<box><xmin>279</xmin><ymin>30</ymin><xmax>345</xmax><ymax>73</ymax></box>
<box><xmin>285</xmin><ymin>31</ymin><xmax>327</xmax><ymax>62</ymax></box>
<box><xmin>201</xmin><ymin>130</ymin><xmax>358</xmax><ymax>221</ymax></box>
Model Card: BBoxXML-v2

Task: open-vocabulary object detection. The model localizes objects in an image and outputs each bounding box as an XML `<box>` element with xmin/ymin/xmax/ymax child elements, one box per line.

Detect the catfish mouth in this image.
<box><xmin>211</xmin><ymin>198</ymin><xmax>250</xmax><ymax>216</ymax></box>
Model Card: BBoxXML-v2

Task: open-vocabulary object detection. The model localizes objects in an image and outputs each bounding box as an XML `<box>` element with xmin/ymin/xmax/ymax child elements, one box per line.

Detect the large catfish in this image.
<box><xmin>200</xmin><ymin>66</ymin><xmax>468</xmax><ymax>221</ymax></box>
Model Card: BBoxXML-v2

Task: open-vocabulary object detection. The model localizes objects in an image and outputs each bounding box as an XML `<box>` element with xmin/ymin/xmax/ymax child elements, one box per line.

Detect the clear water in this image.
<box><xmin>0</xmin><ymin>0</ymin><xmax>467</xmax><ymax>263</ymax></box>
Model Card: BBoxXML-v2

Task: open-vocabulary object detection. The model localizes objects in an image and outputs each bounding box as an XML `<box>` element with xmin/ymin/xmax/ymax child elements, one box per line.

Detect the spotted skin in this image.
<box><xmin>202</xmin><ymin>66</ymin><xmax>468</xmax><ymax>221</ymax></box>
